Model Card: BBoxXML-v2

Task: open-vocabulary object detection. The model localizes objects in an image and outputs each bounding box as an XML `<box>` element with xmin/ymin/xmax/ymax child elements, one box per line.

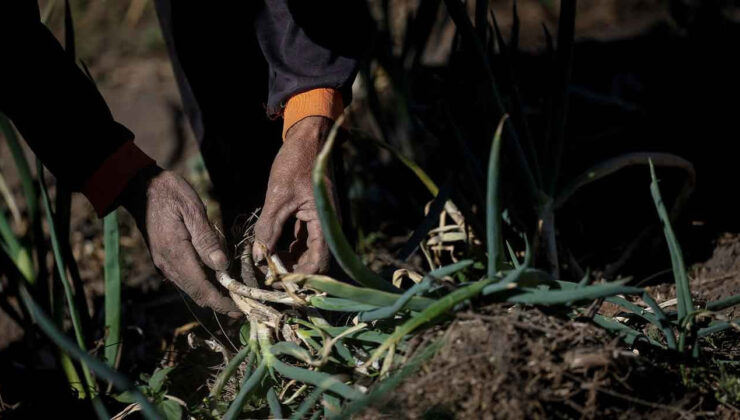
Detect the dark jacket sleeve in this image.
<box><xmin>255</xmin><ymin>0</ymin><xmax>373</xmax><ymax>115</ymax></box>
<box><xmin>0</xmin><ymin>0</ymin><xmax>136</xmax><ymax>193</ymax></box>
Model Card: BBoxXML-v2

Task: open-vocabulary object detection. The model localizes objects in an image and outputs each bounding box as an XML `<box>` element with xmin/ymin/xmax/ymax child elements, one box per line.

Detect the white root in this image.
<box><xmin>217</xmin><ymin>271</ymin><xmax>299</xmax><ymax>306</ymax></box>
<box><xmin>230</xmin><ymin>292</ymin><xmax>282</xmax><ymax>329</ymax></box>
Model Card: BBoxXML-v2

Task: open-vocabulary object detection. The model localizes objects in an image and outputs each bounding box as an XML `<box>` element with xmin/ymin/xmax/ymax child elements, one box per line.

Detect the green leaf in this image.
<box><xmin>37</xmin><ymin>159</ymin><xmax>96</xmax><ymax>395</ymax></box>
<box><xmin>302</xmin><ymin>275</ymin><xmax>433</xmax><ymax>310</ymax></box>
<box><xmin>355</xmin><ymin>260</ymin><xmax>477</xmax><ymax>322</ymax></box>
<box><xmin>698</xmin><ymin>319</ymin><xmax>740</xmax><ymax>338</ymax></box>
<box><xmin>649</xmin><ymin>161</ymin><xmax>694</xmax><ymax>321</ymax></box>
<box><xmin>115</xmin><ymin>390</ymin><xmax>139</xmax><ymax>404</ymax></box>
<box><xmin>367</xmin><ymin>267</ymin><xmax>527</xmax><ymax>367</ymax></box>
<box><xmin>272</xmin><ymin>358</ymin><xmax>363</xmax><ymax>400</ymax></box>
<box><xmin>508</xmin><ymin>282</ymin><xmax>643</xmax><ymax>305</ymax></box>
<box><xmin>334</xmin><ymin>340</ymin><xmax>444</xmax><ymax>419</ymax></box>
<box><xmin>270</xmin><ymin>341</ymin><xmax>315</xmax><ymax>364</ymax></box>
<box><xmin>267</xmin><ymin>388</ymin><xmax>283</xmax><ymax>419</ymax></box>
<box><xmin>312</xmin><ymin>116</ymin><xmax>397</xmax><ymax>292</ymax></box>
<box><xmin>149</xmin><ymin>366</ymin><xmax>175</xmax><ymax>394</ymax></box>
<box><xmin>210</xmin><ymin>346</ymin><xmax>252</xmax><ymax>399</ymax></box>
<box><xmin>159</xmin><ymin>398</ymin><xmax>183</xmax><ymax>420</ymax></box>
<box><xmin>487</xmin><ymin>116</ymin><xmax>508</xmax><ymax>277</ymax></box>
<box><xmin>308</xmin><ymin>296</ymin><xmax>380</xmax><ymax>312</ymax></box>
<box><xmin>0</xmin><ymin>114</ymin><xmax>38</xmax><ymax>227</ymax></box>
<box><xmin>706</xmin><ymin>294</ymin><xmax>740</xmax><ymax>312</ymax></box>
<box><xmin>104</xmin><ymin>210</ymin><xmax>121</xmax><ymax>368</ymax></box>
<box><xmin>299</xmin><ymin>325</ymin><xmax>394</xmax><ymax>346</ymax></box>
<box><xmin>10</xmin><ymin>280</ymin><xmax>159</xmax><ymax>419</ymax></box>
<box><xmin>592</xmin><ymin>314</ymin><xmax>661</xmax><ymax>347</ymax></box>
<box><xmin>223</xmin><ymin>361</ymin><xmax>267</xmax><ymax>420</ymax></box>
<box><xmin>239</xmin><ymin>323</ymin><xmax>251</xmax><ymax>346</ymax></box>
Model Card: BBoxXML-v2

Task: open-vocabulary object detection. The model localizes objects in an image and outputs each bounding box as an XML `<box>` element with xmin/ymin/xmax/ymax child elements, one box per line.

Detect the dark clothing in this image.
<box><xmin>1</xmin><ymin>1</ymin><xmax>371</xmax><ymax>228</ymax></box>
<box><xmin>152</xmin><ymin>1</ymin><xmax>371</xmax><ymax>232</ymax></box>
<box><xmin>0</xmin><ymin>0</ymin><xmax>134</xmax><ymax>192</ymax></box>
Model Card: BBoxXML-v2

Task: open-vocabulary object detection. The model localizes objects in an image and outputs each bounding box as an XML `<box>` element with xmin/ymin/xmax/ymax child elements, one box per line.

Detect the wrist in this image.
<box><xmin>283</xmin><ymin>116</ymin><xmax>333</xmax><ymax>147</ymax></box>
<box><xmin>119</xmin><ymin>165</ymin><xmax>162</xmax><ymax>216</ymax></box>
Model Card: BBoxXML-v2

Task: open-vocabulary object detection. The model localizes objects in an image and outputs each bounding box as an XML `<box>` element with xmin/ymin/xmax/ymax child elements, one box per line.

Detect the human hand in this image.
<box><xmin>252</xmin><ymin>116</ymin><xmax>334</xmax><ymax>274</ymax></box>
<box><xmin>120</xmin><ymin>166</ymin><xmax>241</xmax><ymax>317</ymax></box>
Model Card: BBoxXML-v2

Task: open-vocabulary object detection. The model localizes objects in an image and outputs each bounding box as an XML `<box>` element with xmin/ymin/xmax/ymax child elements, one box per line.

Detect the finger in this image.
<box><xmin>160</xmin><ymin>240</ymin><xmax>240</xmax><ymax>315</ymax></box>
<box><xmin>182</xmin><ymin>204</ymin><xmax>229</xmax><ymax>272</ymax></box>
<box><xmin>289</xmin><ymin>219</ymin><xmax>308</xmax><ymax>258</ymax></box>
<box><xmin>253</xmin><ymin>200</ymin><xmax>297</xmax><ymax>263</ymax></box>
<box><xmin>294</xmin><ymin>217</ymin><xmax>330</xmax><ymax>274</ymax></box>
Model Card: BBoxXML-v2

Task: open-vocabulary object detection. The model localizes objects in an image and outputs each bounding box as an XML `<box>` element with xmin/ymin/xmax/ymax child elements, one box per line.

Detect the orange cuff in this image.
<box><xmin>282</xmin><ymin>88</ymin><xmax>344</xmax><ymax>140</ymax></box>
<box><xmin>82</xmin><ymin>141</ymin><xmax>155</xmax><ymax>217</ymax></box>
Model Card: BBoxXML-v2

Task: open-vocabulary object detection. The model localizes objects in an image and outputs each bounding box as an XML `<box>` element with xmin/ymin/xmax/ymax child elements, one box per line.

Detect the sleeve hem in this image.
<box><xmin>81</xmin><ymin>141</ymin><xmax>156</xmax><ymax>217</ymax></box>
<box><xmin>282</xmin><ymin>88</ymin><xmax>344</xmax><ymax>140</ymax></box>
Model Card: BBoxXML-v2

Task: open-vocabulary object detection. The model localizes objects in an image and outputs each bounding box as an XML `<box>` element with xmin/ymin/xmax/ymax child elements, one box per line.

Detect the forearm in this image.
<box><xmin>0</xmin><ymin>0</ymin><xmax>154</xmax><ymax>216</ymax></box>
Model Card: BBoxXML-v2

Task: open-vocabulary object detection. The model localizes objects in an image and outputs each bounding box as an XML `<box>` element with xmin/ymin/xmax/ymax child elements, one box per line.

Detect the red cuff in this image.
<box><xmin>82</xmin><ymin>141</ymin><xmax>155</xmax><ymax>217</ymax></box>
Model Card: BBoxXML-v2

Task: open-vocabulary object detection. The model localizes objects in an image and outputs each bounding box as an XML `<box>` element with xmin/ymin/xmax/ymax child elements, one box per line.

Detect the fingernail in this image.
<box><xmin>209</xmin><ymin>250</ymin><xmax>228</xmax><ymax>270</ymax></box>
<box><xmin>253</xmin><ymin>245</ymin><xmax>265</xmax><ymax>263</ymax></box>
<box><xmin>228</xmin><ymin>311</ymin><xmax>244</xmax><ymax>320</ymax></box>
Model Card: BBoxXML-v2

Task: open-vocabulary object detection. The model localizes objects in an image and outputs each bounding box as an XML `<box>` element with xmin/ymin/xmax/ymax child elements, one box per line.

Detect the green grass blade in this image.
<box><xmin>442</xmin><ymin>0</ymin><xmax>539</xmax><ymax>198</ymax></box>
<box><xmin>706</xmin><ymin>294</ymin><xmax>740</xmax><ymax>312</ymax></box>
<box><xmin>547</xmin><ymin>0</ymin><xmax>576</xmax><ymax>194</ymax></box>
<box><xmin>17</xmin><ymin>283</ymin><xmax>159</xmax><ymax>419</ymax></box>
<box><xmin>507</xmin><ymin>283</ymin><xmax>643</xmax><ymax>305</ymax></box>
<box><xmin>334</xmin><ymin>339</ymin><xmax>443</xmax><ymax>419</ymax></box>
<box><xmin>290</xmin><ymin>381</ymin><xmax>330</xmax><ymax>420</ymax></box>
<box><xmin>358</xmin><ymin>277</ymin><xmax>433</xmax><ymax>322</ymax></box>
<box><xmin>1</xmin><ymin>114</ymin><xmax>48</xmax><ymax>293</ymax></box>
<box><xmin>210</xmin><ymin>345</ymin><xmax>252</xmax><ymax>399</ymax></box>
<box><xmin>0</xmin><ymin>209</ymin><xmax>33</xmax><ymax>281</ymax></box>
<box><xmin>697</xmin><ymin>320</ymin><xmax>740</xmax><ymax>338</ymax></box>
<box><xmin>554</xmin><ymin>153</ymin><xmax>695</xmax><ymax>209</ymax></box>
<box><xmin>506</xmin><ymin>241</ymin><xmax>520</xmax><ymax>268</ymax></box>
<box><xmin>649</xmin><ymin>161</ymin><xmax>693</xmax><ymax>320</ymax></box>
<box><xmin>353</xmin><ymin>130</ymin><xmax>438</xmax><ymax>196</ymax></box>
<box><xmin>358</xmin><ymin>260</ymin><xmax>473</xmax><ymax>322</ymax></box>
<box><xmin>37</xmin><ymin>160</ymin><xmax>97</xmax><ymax>395</ymax></box>
<box><xmin>270</xmin><ymin>341</ymin><xmax>315</xmax><ymax>365</ymax></box>
<box><xmin>271</xmin><ymin>358</ymin><xmax>363</xmax><ymax>400</ymax></box>
<box><xmin>366</xmin><ymin>267</ymin><xmax>527</xmax><ymax>367</ymax></box>
<box><xmin>0</xmin><ymin>114</ymin><xmax>38</xmax><ymax>224</ymax></box>
<box><xmin>605</xmin><ymin>295</ymin><xmax>677</xmax><ymax>350</ymax></box>
<box><xmin>312</xmin><ymin>116</ymin><xmax>396</xmax><ymax>292</ymax></box>
<box><xmin>41</xmin><ymin>0</ymin><xmax>58</xmax><ymax>23</ymax></box>
<box><xmin>0</xmin><ymin>172</ymin><xmax>21</xmax><ymax>226</ymax></box>
<box><xmin>592</xmin><ymin>314</ymin><xmax>662</xmax><ymax>348</ymax></box>
<box><xmin>300</xmin><ymin>274</ymin><xmax>433</xmax><ymax>311</ymax></box>
<box><xmin>223</xmin><ymin>359</ymin><xmax>267</xmax><ymax>420</ymax></box>
<box><xmin>428</xmin><ymin>259</ymin><xmax>474</xmax><ymax>278</ymax></box>
<box><xmin>487</xmin><ymin>115</ymin><xmax>508</xmax><ymax>277</ymax></box>
<box><xmin>299</xmin><ymin>325</ymin><xmax>394</xmax><ymax>346</ymax></box>
<box><xmin>308</xmin><ymin>296</ymin><xmax>380</xmax><ymax>312</ymax></box>
<box><xmin>267</xmin><ymin>387</ymin><xmax>283</xmax><ymax>419</ymax></box>
<box><xmin>103</xmin><ymin>211</ymin><xmax>121</xmax><ymax>368</ymax></box>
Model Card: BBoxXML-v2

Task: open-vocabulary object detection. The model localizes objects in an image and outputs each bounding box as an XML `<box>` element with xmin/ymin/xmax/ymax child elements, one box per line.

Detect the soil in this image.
<box><xmin>357</xmin><ymin>237</ymin><xmax>740</xmax><ymax>419</ymax></box>
<box><xmin>659</xmin><ymin>233</ymin><xmax>740</xmax><ymax>319</ymax></box>
<box><xmin>359</xmin><ymin>311</ymin><xmax>739</xmax><ymax>419</ymax></box>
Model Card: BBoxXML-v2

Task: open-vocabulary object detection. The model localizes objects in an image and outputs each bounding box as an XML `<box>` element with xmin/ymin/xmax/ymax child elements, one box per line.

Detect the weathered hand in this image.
<box><xmin>120</xmin><ymin>166</ymin><xmax>240</xmax><ymax>317</ymax></box>
<box><xmin>252</xmin><ymin>116</ymin><xmax>334</xmax><ymax>274</ymax></box>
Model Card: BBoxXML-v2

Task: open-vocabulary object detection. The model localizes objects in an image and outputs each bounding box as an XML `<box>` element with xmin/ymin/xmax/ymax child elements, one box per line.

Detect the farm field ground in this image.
<box><xmin>2</xmin><ymin>1</ymin><xmax>740</xmax><ymax>418</ymax></box>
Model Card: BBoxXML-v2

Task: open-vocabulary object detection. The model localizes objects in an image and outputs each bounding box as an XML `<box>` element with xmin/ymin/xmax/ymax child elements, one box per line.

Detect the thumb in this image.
<box><xmin>183</xmin><ymin>206</ymin><xmax>229</xmax><ymax>271</ymax></box>
<box><xmin>253</xmin><ymin>198</ymin><xmax>297</xmax><ymax>263</ymax></box>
